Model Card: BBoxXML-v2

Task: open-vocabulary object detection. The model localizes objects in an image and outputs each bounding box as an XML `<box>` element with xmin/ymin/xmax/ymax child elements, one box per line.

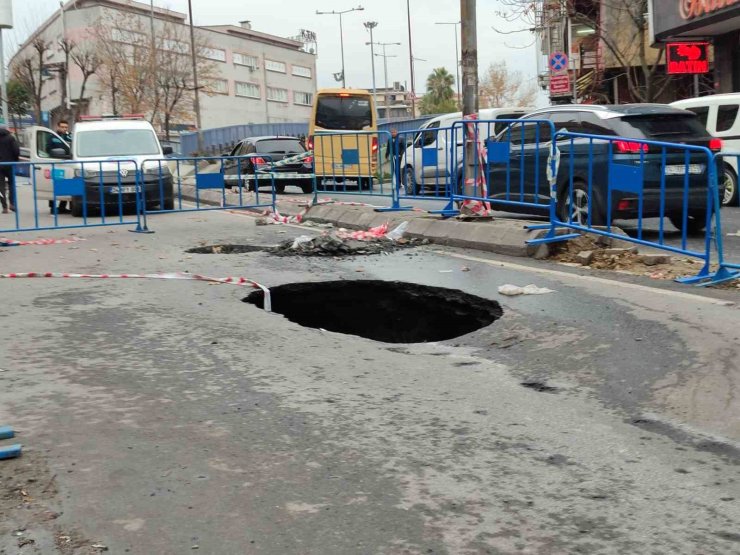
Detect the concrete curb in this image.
<box><xmin>174</xmin><ymin>185</ymin><xmax>635</xmax><ymax>258</ymax></box>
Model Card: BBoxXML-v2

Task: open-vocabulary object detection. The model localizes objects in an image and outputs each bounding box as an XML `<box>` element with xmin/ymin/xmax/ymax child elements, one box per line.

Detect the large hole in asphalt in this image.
<box><xmin>244</xmin><ymin>280</ymin><xmax>502</xmax><ymax>343</ymax></box>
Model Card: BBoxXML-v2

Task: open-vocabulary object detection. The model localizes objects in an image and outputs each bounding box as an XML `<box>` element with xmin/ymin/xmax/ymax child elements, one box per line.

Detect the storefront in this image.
<box><xmin>651</xmin><ymin>0</ymin><xmax>740</xmax><ymax>93</ymax></box>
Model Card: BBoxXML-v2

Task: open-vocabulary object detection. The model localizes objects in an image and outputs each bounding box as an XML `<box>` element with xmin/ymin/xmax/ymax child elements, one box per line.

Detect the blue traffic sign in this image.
<box><xmin>549</xmin><ymin>52</ymin><xmax>568</xmax><ymax>72</ymax></box>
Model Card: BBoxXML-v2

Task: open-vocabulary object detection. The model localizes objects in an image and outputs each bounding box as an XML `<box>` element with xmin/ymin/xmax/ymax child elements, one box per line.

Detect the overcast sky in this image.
<box><xmin>7</xmin><ymin>0</ymin><xmax>541</xmax><ymax>96</ymax></box>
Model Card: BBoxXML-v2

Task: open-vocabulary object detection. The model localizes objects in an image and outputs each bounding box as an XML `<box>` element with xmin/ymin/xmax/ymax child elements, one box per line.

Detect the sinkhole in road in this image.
<box><xmin>187</xmin><ymin>244</ymin><xmax>266</xmax><ymax>254</ymax></box>
<box><xmin>244</xmin><ymin>280</ymin><xmax>503</xmax><ymax>343</ymax></box>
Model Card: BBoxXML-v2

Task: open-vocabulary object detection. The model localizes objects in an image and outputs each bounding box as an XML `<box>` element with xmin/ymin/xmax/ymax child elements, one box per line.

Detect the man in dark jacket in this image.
<box><xmin>47</xmin><ymin>120</ymin><xmax>72</xmax><ymax>214</ymax></box>
<box><xmin>0</xmin><ymin>126</ymin><xmax>20</xmax><ymax>214</ymax></box>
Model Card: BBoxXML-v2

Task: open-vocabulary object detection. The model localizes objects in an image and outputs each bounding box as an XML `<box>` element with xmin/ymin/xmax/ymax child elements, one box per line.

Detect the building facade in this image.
<box><xmin>8</xmin><ymin>0</ymin><xmax>318</xmax><ymax>132</ymax></box>
<box><xmin>534</xmin><ymin>0</ymin><xmax>739</xmax><ymax>104</ymax></box>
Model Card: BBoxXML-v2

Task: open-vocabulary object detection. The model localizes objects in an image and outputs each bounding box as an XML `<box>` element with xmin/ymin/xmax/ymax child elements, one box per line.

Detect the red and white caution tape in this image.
<box><xmin>0</xmin><ymin>237</ymin><xmax>85</xmax><ymax>247</ymax></box>
<box><xmin>460</xmin><ymin>114</ymin><xmax>492</xmax><ymax>217</ymax></box>
<box><xmin>0</xmin><ymin>271</ymin><xmax>272</xmax><ymax>311</ymax></box>
<box><xmin>336</xmin><ymin>222</ymin><xmax>389</xmax><ymax>241</ymax></box>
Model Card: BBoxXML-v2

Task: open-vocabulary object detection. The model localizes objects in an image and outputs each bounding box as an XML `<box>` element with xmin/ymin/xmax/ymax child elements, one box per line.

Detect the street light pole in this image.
<box><xmin>374</xmin><ymin>42</ymin><xmax>400</xmax><ymax>120</ymax></box>
<box><xmin>187</xmin><ymin>0</ymin><xmax>203</xmax><ymax>152</ymax></box>
<box><xmin>316</xmin><ymin>6</ymin><xmax>364</xmax><ymax>88</ymax></box>
<box><xmin>435</xmin><ymin>21</ymin><xmax>461</xmax><ymax>107</ymax></box>
<box><xmin>363</xmin><ymin>21</ymin><xmax>378</xmax><ymax>105</ymax></box>
<box><xmin>406</xmin><ymin>0</ymin><xmax>416</xmax><ymax>116</ymax></box>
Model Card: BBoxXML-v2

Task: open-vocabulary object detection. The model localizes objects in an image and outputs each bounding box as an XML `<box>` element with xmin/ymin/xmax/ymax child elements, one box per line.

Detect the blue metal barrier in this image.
<box><xmin>311</xmin><ymin>130</ymin><xmax>396</xmax><ymax>210</ymax></box>
<box><xmin>0</xmin><ymin>159</ymin><xmax>145</xmax><ymax>233</ymax></box>
<box><xmin>705</xmin><ymin>152</ymin><xmax>740</xmax><ymax>285</ymax></box>
<box><xmin>138</xmin><ymin>155</ymin><xmax>278</xmax><ymax>215</ymax></box>
<box><xmin>541</xmin><ymin>131</ymin><xmax>720</xmax><ymax>283</ymax></box>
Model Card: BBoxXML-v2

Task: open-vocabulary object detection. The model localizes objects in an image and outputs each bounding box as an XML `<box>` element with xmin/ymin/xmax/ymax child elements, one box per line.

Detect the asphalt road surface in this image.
<box><xmin>0</xmin><ymin>206</ymin><xmax>738</xmax><ymax>554</ymax></box>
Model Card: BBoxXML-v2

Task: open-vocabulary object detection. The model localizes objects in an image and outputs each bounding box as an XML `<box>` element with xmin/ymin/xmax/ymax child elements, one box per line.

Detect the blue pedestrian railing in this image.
<box><xmin>0</xmin><ymin>159</ymin><xmax>145</xmax><ymax>234</ymax></box>
<box><xmin>138</xmin><ymin>155</ymin><xmax>278</xmax><ymax>215</ymax></box>
<box><xmin>542</xmin><ymin>131</ymin><xmax>720</xmax><ymax>283</ymax></box>
<box><xmin>706</xmin><ymin>151</ymin><xmax>740</xmax><ymax>285</ymax></box>
<box><xmin>311</xmin><ymin>130</ymin><xmax>397</xmax><ymax>210</ymax></box>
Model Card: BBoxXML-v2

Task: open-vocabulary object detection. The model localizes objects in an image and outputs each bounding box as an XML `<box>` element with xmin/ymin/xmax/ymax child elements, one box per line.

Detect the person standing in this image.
<box><xmin>0</xmin><ymin>126</ymin><xmax>20</xmax><ymax>214</ymax></box>
<box><xmin>46</xmin><ymin>120</ymin><xmax>72</xmax><ymax>214</ymax></box>
<box><xmin>385</xmin><ymin>128</ymin><xmax>402</xmax><ymax>187</ymax></box>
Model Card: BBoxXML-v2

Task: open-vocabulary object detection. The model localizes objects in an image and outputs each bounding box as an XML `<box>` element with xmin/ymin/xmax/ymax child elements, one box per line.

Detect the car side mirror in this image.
<box><xmin>162</xmin><ymin>146</ymin><xmax>174</xmax><ymax>155</ymax></box>
<box><xmin>49</xmin><ymin>148</ymin><xmax>71</xmax><ymax>159</ymax></box>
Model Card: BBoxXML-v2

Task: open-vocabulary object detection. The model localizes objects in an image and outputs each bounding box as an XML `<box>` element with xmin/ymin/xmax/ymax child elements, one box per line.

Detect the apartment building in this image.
<box><xmin>9</xmin><ymin>0</ymin><xmax>318</xmax><ymax>131</ymax></box>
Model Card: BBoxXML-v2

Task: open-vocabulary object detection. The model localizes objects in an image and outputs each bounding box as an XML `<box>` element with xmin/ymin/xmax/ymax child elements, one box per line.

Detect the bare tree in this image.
<box><xmin>480</xmin><ymin>62</ymin><xmax>538</xmax><ymax>107</ymax></box>
<box><xmin>496</xmin><ymin>0</ymin><xmax>672</xmax><ymax>103</ymax></box>
<box><xmin>153</xmin><ymin>22</ymin><xmax>217</xmax><ymax>139</ymax></box>
<box><xmin>70</xmin><ymin>45</ymin><xmax>102</xmax><ymax>120</ymax></box>
<box><xmin>11</xmin><ymin>38</ymin><xmax>50</xmax><ymax>123</ymax></box>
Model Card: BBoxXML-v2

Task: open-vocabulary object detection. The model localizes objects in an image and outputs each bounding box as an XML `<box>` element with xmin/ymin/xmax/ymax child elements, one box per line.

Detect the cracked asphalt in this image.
<box><xmin>0</xmin><ymin>208</ymin><xmax>738</xmax><ymax>554</ymax></box>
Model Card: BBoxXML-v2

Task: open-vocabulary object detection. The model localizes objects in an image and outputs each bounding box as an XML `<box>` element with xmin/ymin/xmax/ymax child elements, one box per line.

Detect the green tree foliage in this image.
<box><xmin>420</xmin><ymin>67</ymin><xmax>457</xmax><ymax>115</ymax></box>
<box><xmin>7</xmin><ymin>79</ymin><xmax>31</xmax><ymax>130</ymax></box>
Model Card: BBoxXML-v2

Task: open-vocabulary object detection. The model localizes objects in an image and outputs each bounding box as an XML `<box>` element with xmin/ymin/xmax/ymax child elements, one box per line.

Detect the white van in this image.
<box><xmin>399</xmin><ymin>107</ymin><xmax>533</xmax><ymax>195</ymax></box>
<box><xmin>671</xmin><ymin>94</ymin><xmax>740</xmax><ymax>206</ymax></box>
<box><xmin>19</xmin><ymin>117</ymin><xmax>174</xmax><ymax>217</ymax></box>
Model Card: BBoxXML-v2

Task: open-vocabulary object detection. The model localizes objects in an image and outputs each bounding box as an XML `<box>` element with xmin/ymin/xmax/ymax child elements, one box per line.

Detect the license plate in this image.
<box><xmin>110</xmin><ymin>186</ymin><xmax>137</xmax><ymax>194</ymax></box>
<box><xmin>665</xmin><ymin>164</ymin><xmax>704</xmax><ymax>175</ymax></box>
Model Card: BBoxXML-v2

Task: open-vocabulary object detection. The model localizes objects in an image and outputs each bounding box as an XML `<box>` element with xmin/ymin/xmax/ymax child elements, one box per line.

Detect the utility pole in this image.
<box><xmin>435</xmin><ymin>21</ymin><xmax>461</xmax><ymax>107</ymax></box>
<box><xmin>374</xmin><ymin>42</ymin><xmax>400</xmax><ymax>120</ymax></box>
<box><xmin>316</xmin><ymin>6</ymin><xmax>364</xmax><ymax>88</ymax></box>
<box><xmin>363</xmin><ymin>21</ymin><xmax>378</xmax><ymax>105</ymax></box>
<box><xmin>460</xmin><ymin>0</ymin><xmax>478</xmax><ymax>199</ymax></box>
<box><xmin>406</xmin><ymin>0</ymin><xmax>416</xmax><ymax>116</ymax></box>
<box><xmin>187</xmin><ymin>0</ymin><xmax>203</xmax><ymax>152</ymax></box>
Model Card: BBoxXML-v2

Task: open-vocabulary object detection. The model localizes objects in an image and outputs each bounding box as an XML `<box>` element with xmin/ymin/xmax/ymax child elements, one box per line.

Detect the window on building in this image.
<box><xmin>233</xmin><ymin>53</ymin><xmax>259</xmax><ymax>68</ymax></box>
<box><xmin>294</xmin><ymin>91</ymin><xmax>313</xmax><ymax>106</ymax></box>
<box><xmin>717</xmin><ymin>104</ymin><xmax>739</xmax><ymax>132</ymax></box>
<box><xmin>202</xmin><ymin>48</ymin><xmax>226</xmax><ymax>62</ymax></box>
<box><xmin>163</xmin><ymin>39</ymin><xmax>189</xmax><ymax>54</ymax></box>
<box><xmin>236</xmin><ymin>82</ymin><xmax>260</xmax><ymax>99</ymax></box>
<box><xmin>267</xmin><ymin>87</ymin><xmax>288</xmax><ymax>102</ymax></box>
<box><xmin>265</xmin><ymin>60</ymin><xmax>286</xmax><ymax>73</ymax></box>
<box><xmin>208</xmin><ymin>79</ymin><xmax>229</xmax><ymax>95</ymax></box>
<box><xmin>292</xmin><ymin>65</ymin><xmax>312</xmax><ymax>78</ymax></box>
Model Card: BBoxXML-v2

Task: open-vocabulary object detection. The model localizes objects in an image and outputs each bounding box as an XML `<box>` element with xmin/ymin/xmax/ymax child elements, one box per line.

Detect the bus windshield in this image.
<box><xmin>315</xmin><ymin>95</ymin><xmax>373</xmax><ymax>131</ymax></box>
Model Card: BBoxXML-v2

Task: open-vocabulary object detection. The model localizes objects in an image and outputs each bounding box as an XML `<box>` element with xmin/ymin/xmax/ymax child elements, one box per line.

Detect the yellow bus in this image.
<box><xmin>308</xmin><ymin>89</ymin><xmax>378</xmax><ymax>190</ymax></box>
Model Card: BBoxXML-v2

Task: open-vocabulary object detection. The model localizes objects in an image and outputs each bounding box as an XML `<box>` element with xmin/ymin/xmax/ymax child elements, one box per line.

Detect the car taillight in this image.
<box><xmin>709</xmin><ymin>138</ymin><xmax>723</xmax><ymax>152</ymax></box>
<box><xmin>371</xmin><ymin>137</ymin><xmax>378</xmax><ymax>154</ymax></box>
<box><xmin>307</xmin><ymin>135</ymin><xmax>313</xmax><ymax>150</ymax></box>
<box><xmin>614</xmin><ymin>140</ymin><xmax>649</xmax><ymax>154</ymax></box>
<box><xmin>252</xmin><ymin>157</ymin><xmax>267</xmax><ymax>165</ymax></box>
<box><xmin>303</xmin><ymin>156</ymin><xmax>313</xmax><ymax>165</ymax></box>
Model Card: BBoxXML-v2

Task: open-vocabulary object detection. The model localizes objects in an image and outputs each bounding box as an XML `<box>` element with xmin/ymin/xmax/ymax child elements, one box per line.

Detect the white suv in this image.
<box><xmin>671</xmin><ymin>94</ymin><xmax>740</xmax><ymax>206</ymax></box>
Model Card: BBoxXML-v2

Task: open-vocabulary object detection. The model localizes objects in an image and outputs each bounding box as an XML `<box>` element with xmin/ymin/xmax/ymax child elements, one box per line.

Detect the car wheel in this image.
<box><xmin>403</xmin><ymin>166</ymin><xmax>417</xmax><ymax>196</ymax></box>
<box><xmin>274</xmin><ymin>184</ymin><xmax>285</xmax><ymax>195</ymax></box>
<box><xmin>300</xmin><ymin>182</ymin><xmax>313</xmax><ymax>194</ymax></box>
<box><xmin>358</xmin><ymin>177</ymin><xmax>373</xmax><ymax>191</ymax></box>
<box><xmin>721</xmin><ymin>164</ymin><xmax>738</xmax><ymax>206</ymax></box>
<box><xmin>70</xmin><ymin>197</ymin><xmax>84</xmax><ymax>218</ymax></box>
<box><xmin>558</xmin><ymin>180</ymin><xmax>604</xmax><ymax>226</ymax></box>
<box><xmin>668</xmin><ymin>212</ymin><xmax>707</xmax><ymax>235</ymax></box>
<box><xmin>162</xmin><ymin>197</ymin><xmax>175</xmax><ymax>210</ymax></box>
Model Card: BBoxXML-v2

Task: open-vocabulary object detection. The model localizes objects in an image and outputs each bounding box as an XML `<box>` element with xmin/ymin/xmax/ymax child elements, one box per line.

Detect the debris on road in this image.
<box><xmin>270</xmin><ymin>233</ymin><xmax>422</xmax><ymax>257</ymax></box>
<box><xmin>498</xmin><ymin>284</ymin><xmax>555</xmax><ymax>296</ymax></box>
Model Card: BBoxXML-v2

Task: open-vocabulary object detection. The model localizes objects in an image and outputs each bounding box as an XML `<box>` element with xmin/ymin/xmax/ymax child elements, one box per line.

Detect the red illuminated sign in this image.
<box><xmin>666</xmin><ymin>42</ymin><xmax>710</xmax><ymax>74</ymax></box>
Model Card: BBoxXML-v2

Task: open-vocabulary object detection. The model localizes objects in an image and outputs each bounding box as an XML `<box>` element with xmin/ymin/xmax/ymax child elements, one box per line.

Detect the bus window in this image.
<box><xmin>315</xmin><ymin>95</ymin><xmax>373</xmax><ymax>131</ymax></box>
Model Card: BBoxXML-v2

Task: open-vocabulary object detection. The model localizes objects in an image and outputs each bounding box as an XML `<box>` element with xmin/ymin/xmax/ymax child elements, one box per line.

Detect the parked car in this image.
<box><xmin>20</xmin><ymin>117</ymin><xmax>175</xmax><ymax>217</ymax></box>
<box><xmin>224</xmin><ymin>136</ymin><xmax>313</xmax><ymax>194</ymax></box>
<box><xmin>400</xmin><ymin>107</ymin><xmax>532</xmax><ymax>195</ymax></box>
<box><xmin>479</xmin><ymin>104</ymin><xmax>723</xmax><ymax>233</ymax></box>
<box><xmin>671</xmin><ymin>93</ymin><xmax>740</xmax><ymax>206</ymax></box>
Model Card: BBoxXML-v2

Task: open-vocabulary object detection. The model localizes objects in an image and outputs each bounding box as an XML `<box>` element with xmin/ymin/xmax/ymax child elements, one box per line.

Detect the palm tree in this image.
<box><xmin>425</xmin><ymin>67</ymin><xmax>455</xmax><ymax>105</ymax></box>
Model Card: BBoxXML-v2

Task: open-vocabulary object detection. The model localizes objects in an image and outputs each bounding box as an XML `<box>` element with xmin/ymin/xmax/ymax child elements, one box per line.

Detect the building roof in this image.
<box><xmin>199</xmin><ymin>25</ymin><xmax>305</xmax><ymax>50</ymax></box>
